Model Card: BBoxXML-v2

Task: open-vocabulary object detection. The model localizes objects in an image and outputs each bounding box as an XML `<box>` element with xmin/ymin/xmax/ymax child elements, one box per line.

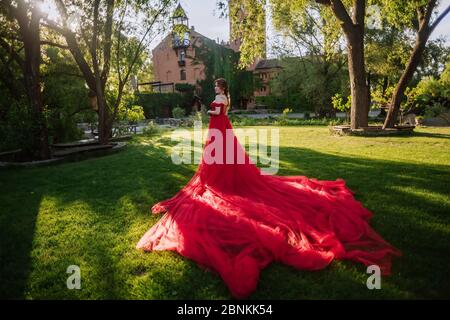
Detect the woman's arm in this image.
<box><xmin>207</xmin><ymin>107</ymin><xmax>221</xmax><ymax>115</ymax></box>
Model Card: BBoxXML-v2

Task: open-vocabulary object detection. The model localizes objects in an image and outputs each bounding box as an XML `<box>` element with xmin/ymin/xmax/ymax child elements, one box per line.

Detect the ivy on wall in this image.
<box><xmin>192</xmin><ymin>36</ymin><xmax>254</xmax><ymax>109</ymax></box>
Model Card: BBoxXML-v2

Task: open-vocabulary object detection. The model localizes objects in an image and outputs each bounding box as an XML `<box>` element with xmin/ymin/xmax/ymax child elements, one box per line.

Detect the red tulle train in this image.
<box><xmin>136</xmin><ymin>101</ymin><xmax>401</xmax><ymax>298</ymax></box>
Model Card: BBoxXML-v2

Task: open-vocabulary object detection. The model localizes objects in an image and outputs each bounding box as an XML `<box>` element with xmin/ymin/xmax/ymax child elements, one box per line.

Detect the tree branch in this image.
<box><xmin>328</xmin><ymin>0</ymin><xmax>354</xmax><ymax>33</ymax></box>
<box><xmin>353</xmin><ymin>0</ymin><xmax>365</xmax><ymax>27</ymax></box>
<box><xmin>430</xmin><ymin>2</ymin><xmax>450</xmax><ymax>34</ymax></box>
<box><xmin>101</xmin><ymin>0</ymin><xmax>115</xmax><ymax>87</ymax></box>
<box><xmin>40</xmin><ymin>40</ymin><xmax>69</xmax><ymax>49</ymax></box>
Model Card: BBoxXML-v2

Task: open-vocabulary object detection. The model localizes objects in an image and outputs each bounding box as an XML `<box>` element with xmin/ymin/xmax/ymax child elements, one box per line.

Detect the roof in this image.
<box><xmin>172</xmin><ymin>3</ymin><xmax>187</xmax><ymax>18</ymax></box>
<box><xmin>254</xmin><ymin>58</ymin><xmax>282</xmax><ymax>70</ymax></box>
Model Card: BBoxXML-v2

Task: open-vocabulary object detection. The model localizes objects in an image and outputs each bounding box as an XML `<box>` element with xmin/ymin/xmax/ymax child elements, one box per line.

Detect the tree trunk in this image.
<box><xmin>95</xmin><ymin>85</ymin><xmax>112</xmax><ymax>144</ymax></box>
<box><xmin>367</xmin><ymin>70</ymin><xmax>371</xmax><ymax>112</ymax></box>
<box><xmin>345</xmin><ymin>29</ymin><xmax>369</xmax><ymax>129</ymax></box>
<box><xmin>383</xmin><ymin>0</ymin><xmax>450</xmax><ymax>128</ymax></box>
<box><xmin>382</xmin><ymin>76</ymin><xmax>388</xmax><ymax>98</ymax></box>
<box><xmin>17</xmin><ymin>6</ymin><xmax>50</xmax><ymax>159</ymax></box>
<box><xmin>383</xmin><ymin>29</ymin><xmax>429</xmax><ymax>128</ymax></box>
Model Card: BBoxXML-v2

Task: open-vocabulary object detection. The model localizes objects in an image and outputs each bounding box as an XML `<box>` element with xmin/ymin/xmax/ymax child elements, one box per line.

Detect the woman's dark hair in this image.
<box><xmin>214</xmin><ymin>78</ymin><xmax>230</xmax><ymax>114</ymax></box>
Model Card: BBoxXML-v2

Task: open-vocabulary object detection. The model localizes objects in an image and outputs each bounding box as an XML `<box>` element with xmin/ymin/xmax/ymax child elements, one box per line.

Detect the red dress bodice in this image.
<box><xmin>210</xmin><ymin>101</ymin><xmax>226</xmax><ymax>115</ymax></box>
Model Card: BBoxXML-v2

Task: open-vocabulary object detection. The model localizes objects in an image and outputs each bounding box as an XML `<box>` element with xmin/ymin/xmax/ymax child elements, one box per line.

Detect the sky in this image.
<box><xmin>148</xmin><ymin>0</ymin><xmax>450</xmax><ymax>59</ymax></box>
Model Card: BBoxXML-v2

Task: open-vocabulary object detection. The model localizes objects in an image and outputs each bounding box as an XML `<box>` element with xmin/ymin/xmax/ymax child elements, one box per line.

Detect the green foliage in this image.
<box><xmin>371</xmin><ymin>85</ymin><xmax>395</xmax><ymax>108</ymax></box>
<box><xmin>271</xmin><ymin>1</ymin><xmax>341</xmax><ymax>62</ymax></box>
<box><xmin>194</xmin><ymin>110</ymin><xmax>208</xmax><ymax>125</ymax></box>
<box><xmin>404</xmin><ymin>61</ymin><xmax>450</xmax><ymax>116</ymax></box>
<box><xmin>331</xmin><ymin>93</ymin><xmax>351</xmax><ymax>123</ymax></box>
<box><xmin>192</xmin><ymin>35</ymin><xmax>254</xmax><ymax>109</ymax></box>
<box><xmin>270</xmin><ymin>56</ymin><xmax>347</xmax><ymax>114</ymax></box>
<box><xmin>42</xmin><ymin>47</ymin><xmax>88</xmax><ymax>143</ymax></box>
<box><xmin>365</xmin><ymin>26</ymin><xmax>411</xmax><ymax>81</ymax></box>
<box><xmin>136</xmin><ymin>92</ymin><xmax>185</xmax><ymax>118</ymax></box>
<box><xmin>227</xmin><ymin>114</ymin><xmax>346</xmax><ymax>127</ymax></box>
<box><xmin>255</xmin><ymin>92</ymin><xmax>311</xmax><ymax>111</ymax></box>
<box><xmin>142</xmin><ymin>120</ymin><xmax>161</xmax><ymax>137</ymax></box>
<box><xmin>172</xmin><ymin>106</ymin><xmax>185</xmax><ymax>119</ymax></box>
<box><xmin>117</xmin><ymin>105</ymin><xmax>145</xmax><ymax>123</ymax></box>
<box><xmin>374</xmin><ymin>0</ymin><xmax>431</xmax><ymax>30</ymax></box>
<box><xmin>282</xmin><ymin>107</ymin><xmax>293</xmax><ymax>116</ymax></box>
<box><xmin>0</xmin><ymin>99</ymin><xmax>49</xmax><ymax>157</ymax></box>
<box><xmin>175</xmin><ymin>83</ymin><xmax>196</xmax><ymax>93</ymax></box>
<box><xmin>423</xmin><ymin>102</ymin><xmax>448</xmax><ymax>118</ymax></box>
<box><xmin>228</xmin><ymin>0</ymin><xmax>267</xmax><ymax>69</ymax></box>
<box><xmin>275</xmin><ymin>107</ymin><xmax>293</xmax><ymax>125</ymax></box>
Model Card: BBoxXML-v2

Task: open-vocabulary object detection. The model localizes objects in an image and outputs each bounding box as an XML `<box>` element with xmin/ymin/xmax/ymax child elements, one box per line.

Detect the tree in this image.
<box><xmin>378</xmin><ymin>0</ymin><xmax>450</xmax><ymax>128</ymax></box>
<box><xmin>43</xmin><ymin>0</ymin><xmax>175</xmax><ymax>144</ymax></box>
<box><xmin>365</xmin><ymin>18</ymin><xmax>449</xmax><ymax>116</ymax></box>
<box><xmin>220</xmin><ymin>0</ymin><xmax>372</xmax><ymax>129</ymax></box>
<box><xmin>270</xmin><ymin>1</ymin><xmax>347</xmax><ymax>116</ymax></box>
<box><xmin>0</xmin><ymin>0</ymin><xmax>50</xmax><ymax>159</ymax></box>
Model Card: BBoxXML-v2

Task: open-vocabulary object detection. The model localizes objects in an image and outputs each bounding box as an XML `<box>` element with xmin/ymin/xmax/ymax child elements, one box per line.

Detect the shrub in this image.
<box><xmin>172</xmin><ymin>106</ymin><xmax>185</xmax><ymax>119</ymax></box>
<box><xmin>136</xmin><ymin>92</ymin><xmax>185</xmax><ymax>118</ymax></box>
<box><xmin>404</xmin><ymin>62</ymin><xmax>450</xmax><ymax>116</ymax></box>
<box><xmin>424</xmin><ymin>102</ymin><xmax>448</xmax><ymax>118</ymax></box>
<box><xmin>142</xmin><ymin>120</ymin><xmax>160</xmax><ymax>137</ymax></box>
<box><xmin>118</xmin><ymin>105</ymin><xmax>145</xmax><ymax>123</ymax></box>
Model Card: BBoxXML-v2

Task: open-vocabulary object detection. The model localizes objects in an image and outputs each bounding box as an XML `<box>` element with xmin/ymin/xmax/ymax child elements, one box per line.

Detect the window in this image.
<box><xmin>179</xmin><ymin>49</ymin><xmax>185</xmax><ymax>61</ymax></box>
<box><xmin>180</xmin><ymin>69</ymin><xmax>186</xmax><ymax>80</ymax></box>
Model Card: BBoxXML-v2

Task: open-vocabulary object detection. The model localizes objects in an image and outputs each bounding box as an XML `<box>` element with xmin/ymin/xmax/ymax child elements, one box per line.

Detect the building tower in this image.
<box><xmin>172</xmin><ymin>2</ymin><xmax>190</xmax><ymax>71</ymax></box>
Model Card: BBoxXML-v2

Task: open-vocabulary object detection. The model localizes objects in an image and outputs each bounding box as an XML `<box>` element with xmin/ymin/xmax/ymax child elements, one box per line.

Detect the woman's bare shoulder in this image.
<box><xmin>215</xmin><ymin>94</ymin><xmax>228</xmax><ymax>104</ymax></box>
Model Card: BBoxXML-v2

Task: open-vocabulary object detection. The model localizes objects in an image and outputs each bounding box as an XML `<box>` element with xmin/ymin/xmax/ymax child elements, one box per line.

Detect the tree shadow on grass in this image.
<box><xmin>0</xmin><ymin>175</ymin><xmax>42</xmax><ymax>299</ymax></box>
<box><xmin>411</xmin><ymin>130</ymin><xmax>450</xmax><ymax>139</ymax></box>
<box><xmin>1</xmin><ymin>135</ymin><xmax>449</xmax><ymax>299</ymax></box>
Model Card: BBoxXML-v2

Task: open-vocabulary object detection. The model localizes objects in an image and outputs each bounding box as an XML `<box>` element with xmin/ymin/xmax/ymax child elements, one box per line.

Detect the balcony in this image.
<box><xmin>172</xmin><ymin>38</ymin><xmax>190</xmax><ymax>49</ymax></box>
<box><xmin>178</xmin><ymin>60</ymin><xmax>186</xmax><ymax>67</ymax></box>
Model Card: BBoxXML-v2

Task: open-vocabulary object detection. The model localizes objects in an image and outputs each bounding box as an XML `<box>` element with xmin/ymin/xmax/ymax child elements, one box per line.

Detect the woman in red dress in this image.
<box><xmin>136</xmin><ymin>78</ymin><xmax>401</xmax><ymax>299</ymax></box>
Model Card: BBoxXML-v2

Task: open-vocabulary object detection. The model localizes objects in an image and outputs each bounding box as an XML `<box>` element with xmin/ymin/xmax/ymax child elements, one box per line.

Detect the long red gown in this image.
<box><xmin>136</xmin><ymin>101</ymin><xmax>401</xmax><ymax>298</ymax></box>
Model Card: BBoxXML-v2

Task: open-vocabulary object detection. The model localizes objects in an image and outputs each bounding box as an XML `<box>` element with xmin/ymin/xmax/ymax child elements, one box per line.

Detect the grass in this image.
<box><xmin>1</xmin><ymin>125</ymin><xmax>449</xmax><ymax>299</ymax></box>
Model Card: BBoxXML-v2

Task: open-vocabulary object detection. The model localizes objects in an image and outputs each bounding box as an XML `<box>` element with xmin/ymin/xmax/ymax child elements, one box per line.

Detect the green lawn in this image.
<box><xmin>1</xmin><ymin>126</ymin><xmax>449</xmax><ymax>299</ymax></box>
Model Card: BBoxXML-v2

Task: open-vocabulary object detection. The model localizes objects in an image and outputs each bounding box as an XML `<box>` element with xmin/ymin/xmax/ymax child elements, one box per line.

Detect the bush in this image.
<box><xmin>276</xmin><ymin>107</ymin><xmax>293</xmax><ymax>125</ymax></box>
<box><xmin>136</xmin><ymin>92</ymin><xmax>185</xmax><ymax>118</ymax></box>
<box><xmin>424</xmin><ymin>102</ymin><xmax>448</xmax><ymax>118</ymax></box>
<box><xmin>172</xmin><ymin>106</ymin><xmax>185</xmax><ymax>119</ymax></box>
<box><xmin>117</xmin><ymin>105</ymin><xmax>145</xmax><ymax>123</ymax></box>
<box><xmin>404</xmin><ymin>62</ymin><xmax>450</xmax><ymax>116</ymax></box>
<box><xmin>228</xmin><ymin>115</ymin><xmax>346</xmax><ymax>127</ymax></box>
<box><xmin>142</xmin><ymin>120</ymin><xmax>160</xmax><ymax>137</ymax></box>
<box><xmin>331</xmin><ymin>93</ymin><xmax>351</xmax><ymax>122</ymax></box>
